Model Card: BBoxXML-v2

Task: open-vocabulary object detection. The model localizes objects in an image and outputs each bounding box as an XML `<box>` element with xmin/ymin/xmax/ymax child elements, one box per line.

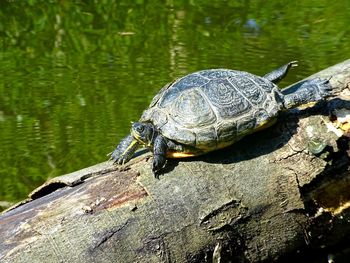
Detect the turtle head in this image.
<box><xmin>131</xmin><ymin>122</ymin><xmax>156</xmax><ymax>147</ymax></box>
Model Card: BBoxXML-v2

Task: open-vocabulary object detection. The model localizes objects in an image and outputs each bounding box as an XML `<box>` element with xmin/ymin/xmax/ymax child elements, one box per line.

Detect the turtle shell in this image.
<box><xmin>140</xmin><ymin>69</ymin><xmax>284</xmax><ymax>151</ymax></box>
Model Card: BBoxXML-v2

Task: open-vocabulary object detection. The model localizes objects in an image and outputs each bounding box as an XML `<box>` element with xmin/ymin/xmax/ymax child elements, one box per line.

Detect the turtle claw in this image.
<box><xmin>305</xmin><ymin>78</ymin><xmax>332</xmax><ymax>100</ymax></box>
<box><xmin>110</xmin><ymin>149</ymin><xmax>121</xmax><ymax>163</ymax></box>
<box><xmin>110</xmin><ymin>135</ymin><xmax>139</xmax><ymax>166</ymax></box>
<box><xmin>110</xmin><ymin>149</ymin><xmax>127</xmax><ymax>165</ymax></box>
<box><xmin>111</xmin><ymin>153</ymin><xmax>127</xmax><ymax>165</ymax></box>
<box><xmin>151</xmin><ymin>154</ymin><xmax>167</xmax><ymax>178</ymax></box>
<box><xmin>153</xmin><ymin>170</ymin><xmax>160</xmax><ymax>180</ymax></box>
<box><xmin>289</xmin><ymin>61</ymin><xmax>298</xmax><ymax>68</ymax></box>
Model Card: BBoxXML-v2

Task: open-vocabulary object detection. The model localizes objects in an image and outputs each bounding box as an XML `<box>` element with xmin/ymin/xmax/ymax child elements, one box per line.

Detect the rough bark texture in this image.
<box><xmin>1</xmin><ymin>60</ymin><xmax>350</xmax><ymax>263</ymax></box>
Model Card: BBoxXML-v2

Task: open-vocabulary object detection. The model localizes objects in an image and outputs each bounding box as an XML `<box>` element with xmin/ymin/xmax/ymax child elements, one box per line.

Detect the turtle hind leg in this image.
<box><xmin>264</xmin><ymin>61</ymin><xmax>298</xmax><ymax>84</ymax></box>
<box><xmin>282</xmin><ymin>78</ymin><xmax>332</xmax><ymax>109</ymax></box>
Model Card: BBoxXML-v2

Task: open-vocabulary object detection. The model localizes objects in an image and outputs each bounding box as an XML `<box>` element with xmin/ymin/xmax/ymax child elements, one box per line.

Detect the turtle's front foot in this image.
<box><xmin>110</xmin><ymin>134</ymin><xmax>139</xmax><ymax>165</ymax></box>
<box><xmin>152</xmin><ymin>154</ymin><xmax>167</xmax><ymax>179</ymax></box>
<box><xmin>151</xmin><ymin>135</ymin><xmax>168</xmax><ymax>178</ymax></box>
<box><xmin>110</xmin><ymin>149</ymin><xmax>130</xmax><ymax>165</ymax></box>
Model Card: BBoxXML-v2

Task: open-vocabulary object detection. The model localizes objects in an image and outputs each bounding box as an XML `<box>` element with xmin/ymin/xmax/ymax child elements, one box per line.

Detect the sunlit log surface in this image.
<box><xmin>1</xmin><ymin>59</ymin><xmax>350</xmax><ymax>263</ymax></box>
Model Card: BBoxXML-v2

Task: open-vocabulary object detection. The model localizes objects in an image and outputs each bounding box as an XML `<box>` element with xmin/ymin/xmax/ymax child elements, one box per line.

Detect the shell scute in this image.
<box><xmin>228</xmin><ymin>75</ymin><xmax>268</xmax><ymax>106</ymax></box>
<box><xmin>200</xmin><ymin>78</ymin><xmax>251</xmax><ymax>119</ymax></box>
<box><xmin>237</xmin><ymin>117</ymin><xmax>257</xmax><ymax>134</ymax></box>
<box><xmin>216</xmin><ymin>120</ymin><xmax>237</xmax><ymax>143</ymax></box>
<box><xmin>170</xmin><ymin>88</ymin><xmax>216</xmax><ymax>128</ymax></box>
<box><xmin>195</xmin><ymin>127</ymin><xmax>217</xmax><ymax>149</ymax></box>
<box><xmin>172</xmin><ymin>73</ymin><xmax>209</xmax><ymax>91</ymax></box>
<box><xmin>249</xmin><ymin>76</ymin><xmax>274</xmax><ymax>92</ymax></box>
<box><xmin>198</xmin><ymin>69</ymin><xmax>239</xmax><ymax>79</ymax></box>
<box><xmin>159</xmin><ymin>87</ymin><xmax>180</xmax><ymax>108</ymax></box>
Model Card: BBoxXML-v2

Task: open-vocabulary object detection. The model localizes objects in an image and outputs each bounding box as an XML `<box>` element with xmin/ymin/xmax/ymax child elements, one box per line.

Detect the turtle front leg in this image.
<box><xmin>152</xmin><ymin>135</ymin><xmax>168</xmax><ymax>178</ymax></box>
<box><xmin>263</xmin><ymin>61</ymin><xmax>298</xmax><ymax>84</ymax></box>
<box><xmin>111</xmin><ymin>134</ymin><xmax>140</xmax><ymax>165</ymax></box>
<box><xmin>282</xmin><ymin>78</ymin><xmax>332</xmax><ymax>109</ymax></box>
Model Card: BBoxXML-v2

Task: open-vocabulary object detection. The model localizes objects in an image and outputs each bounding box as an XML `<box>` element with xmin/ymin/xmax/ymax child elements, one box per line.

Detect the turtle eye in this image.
<box><xmin>137</xmin><ymin>125</ymin><xmax>144</xmax><ymax>133</ymax></box>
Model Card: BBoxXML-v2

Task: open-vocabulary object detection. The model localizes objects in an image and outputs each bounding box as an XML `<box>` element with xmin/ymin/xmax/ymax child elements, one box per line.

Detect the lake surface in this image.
<box><xmin>0</xmin><ymin>0</ymin><xmax>349</xmax><ymax>207</ymax></box>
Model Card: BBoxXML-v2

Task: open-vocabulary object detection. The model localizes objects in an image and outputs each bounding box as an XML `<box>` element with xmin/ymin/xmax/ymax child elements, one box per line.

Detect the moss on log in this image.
<box><xmin>1</xmin><ymin>60</ymin><xmax>350</xmax><ymax>263</ymax></box>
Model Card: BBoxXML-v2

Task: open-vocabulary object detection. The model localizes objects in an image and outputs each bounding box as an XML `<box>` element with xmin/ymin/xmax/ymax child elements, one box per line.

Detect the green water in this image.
<box><xmin>0</xmin><ymin>0</ymin><xmax>349</xmax><ymax>206</ymax></box>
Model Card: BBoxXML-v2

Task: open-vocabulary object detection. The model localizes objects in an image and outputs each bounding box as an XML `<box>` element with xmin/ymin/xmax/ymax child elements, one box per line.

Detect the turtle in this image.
<box><xmin>111</xmin><ymin>61</ymin><xmax>331</xmax><ymax>176</ymax></box>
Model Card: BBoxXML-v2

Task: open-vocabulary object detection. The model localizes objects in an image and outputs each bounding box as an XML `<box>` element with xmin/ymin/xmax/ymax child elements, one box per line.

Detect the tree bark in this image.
<box><xmin>1</xmin><ymin>60</ymin><xmax>350</xmax><ymax>263</ymax></box>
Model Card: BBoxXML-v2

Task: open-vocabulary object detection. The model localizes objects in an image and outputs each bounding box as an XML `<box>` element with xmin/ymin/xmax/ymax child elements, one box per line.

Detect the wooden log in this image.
<box><xmin>1</xmin><ymin>60</ymin><xmax>350</xmax><ymax>263</ymax></box>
